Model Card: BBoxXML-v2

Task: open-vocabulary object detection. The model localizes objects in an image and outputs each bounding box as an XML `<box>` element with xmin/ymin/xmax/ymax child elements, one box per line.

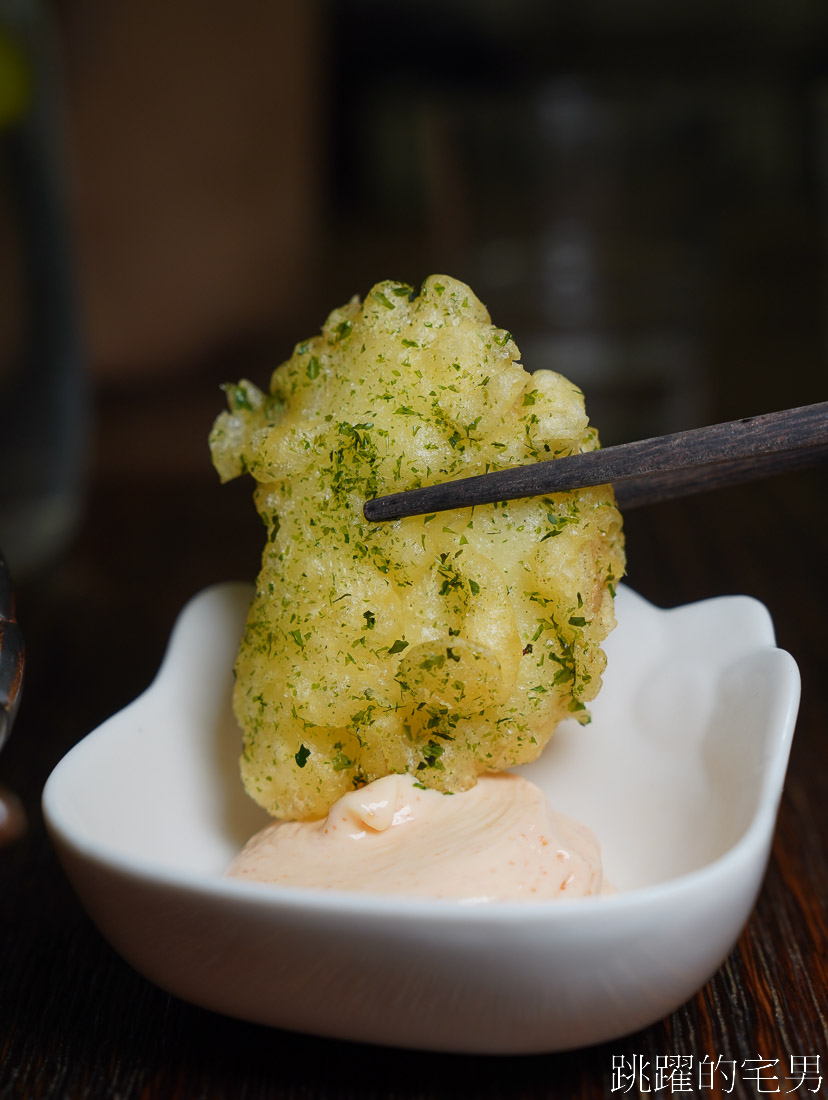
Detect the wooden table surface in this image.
<box><xmin>0</xmin><ymin>381</ymin><xmax>826</xmax><ymax>1099</ymax></box>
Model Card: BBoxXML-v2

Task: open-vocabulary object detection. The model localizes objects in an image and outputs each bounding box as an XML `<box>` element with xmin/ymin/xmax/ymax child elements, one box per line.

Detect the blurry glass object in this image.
<box><xmin>0</xmin><ymin>0</ymin><xmax>87</xmax><ymax>576</ymax></box>
<box><xmin>463</xmin><ymin>78</ymin><xmax>709</xmax><ymax>445</ymax></box>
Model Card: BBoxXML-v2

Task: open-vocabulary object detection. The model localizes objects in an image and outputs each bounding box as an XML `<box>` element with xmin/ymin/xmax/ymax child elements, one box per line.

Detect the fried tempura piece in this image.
<box><xmin>210</xmin><ymin>276</ymin><xmax>625</xmax><ymax>820</ymax></box>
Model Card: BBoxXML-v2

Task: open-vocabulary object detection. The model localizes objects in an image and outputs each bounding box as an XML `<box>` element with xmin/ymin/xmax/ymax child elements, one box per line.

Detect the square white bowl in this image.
<box><xmin>42</xmin><ymin>582</ymin><xmax>800</xmax><ymax>1054</ymax></box>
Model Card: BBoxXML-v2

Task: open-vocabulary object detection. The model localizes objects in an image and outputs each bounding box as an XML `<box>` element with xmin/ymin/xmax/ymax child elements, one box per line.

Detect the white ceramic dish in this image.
<box><xmin>43</xmin><ymin>582</ymin><xmax>800</xmax><ymax>1055</ymax></box>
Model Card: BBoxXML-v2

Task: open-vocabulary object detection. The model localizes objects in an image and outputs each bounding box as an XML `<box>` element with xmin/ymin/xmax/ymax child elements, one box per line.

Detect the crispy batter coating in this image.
<box><xmin>210</xmin><ymin>276</ymin><xmax>625</xmax><ymax>820</ymax></box>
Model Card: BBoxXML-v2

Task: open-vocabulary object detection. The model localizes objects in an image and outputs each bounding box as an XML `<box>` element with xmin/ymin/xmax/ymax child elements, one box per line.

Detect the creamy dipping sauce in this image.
<box><xmin>227</xmin><ymin>772</ymin><xmax>610</xmax><ymax>902</ymax></box>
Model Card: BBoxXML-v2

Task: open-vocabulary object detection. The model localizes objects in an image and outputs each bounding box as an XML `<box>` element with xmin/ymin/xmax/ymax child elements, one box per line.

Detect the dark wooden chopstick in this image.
<box><xmin>363</xmin><ymin>401</ymin><xmax>828</xmax><ymax>521</ymax></box>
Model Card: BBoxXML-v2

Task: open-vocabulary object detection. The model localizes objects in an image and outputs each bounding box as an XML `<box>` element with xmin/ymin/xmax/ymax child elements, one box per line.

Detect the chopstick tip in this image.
<box><xmin>363</xmin><ymin>498</ymin><xmax>390</xmax><ymax>522</ymax></box>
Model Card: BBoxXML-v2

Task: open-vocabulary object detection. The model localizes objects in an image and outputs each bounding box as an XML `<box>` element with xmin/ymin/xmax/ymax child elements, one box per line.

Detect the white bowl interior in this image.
<box><xmin>41</xmin><ymin>581</ymin><xmax>801</xmax><ymax>1053</ymax></box>
<box><xmin>46</xmin><ymin>582</ymin><xmax>270</xmax><ymax>876</ymax></box>
<box><xmin>46</xmin><ymin>583</ymin><xmax>798</xmax><ymax>894</ymax></box>
<box><xmin>523</xmin><ymin>587</ymin><xmax>797</xmax><ymax>890</ymax></box>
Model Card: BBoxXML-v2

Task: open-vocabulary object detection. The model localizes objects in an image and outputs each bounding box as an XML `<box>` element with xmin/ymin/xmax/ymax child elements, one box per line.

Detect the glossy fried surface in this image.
<box><xmin>210</xmin><ymin>276</ymin><xmax>625</xmax><ymax>820</ymax></box>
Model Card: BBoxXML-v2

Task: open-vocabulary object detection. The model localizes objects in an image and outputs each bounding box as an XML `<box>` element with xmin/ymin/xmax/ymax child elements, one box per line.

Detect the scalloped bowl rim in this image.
<box><xmin>42</xmin><ymin>582</ymin><xmax>801</xmax><ymax>1053</ymax></box>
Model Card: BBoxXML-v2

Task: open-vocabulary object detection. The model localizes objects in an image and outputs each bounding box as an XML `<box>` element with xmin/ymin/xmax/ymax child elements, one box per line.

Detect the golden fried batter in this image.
<box><xmin>210</xmin><ymin>276</ymin><xmax>625</xmax><ymax>820</ymax></box>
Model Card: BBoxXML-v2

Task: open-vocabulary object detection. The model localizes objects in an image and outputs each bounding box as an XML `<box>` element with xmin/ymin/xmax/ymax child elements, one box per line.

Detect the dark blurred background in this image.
<box><xmin>1</xmin><ymin>0</ymin><xmax>828</xmax><ymax>570</ymax></box>
<box><xmin>2</xmin><ymin>7</ymin><xmax>828</xmax><ymax>1083</ymax></box>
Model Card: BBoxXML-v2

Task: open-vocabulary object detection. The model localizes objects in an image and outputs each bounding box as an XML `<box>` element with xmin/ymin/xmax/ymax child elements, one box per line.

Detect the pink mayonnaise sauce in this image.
<box><xmin>226</xmin><ymin>772</ymin><xmax>610</xmax><ymax>902</ymax></box>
